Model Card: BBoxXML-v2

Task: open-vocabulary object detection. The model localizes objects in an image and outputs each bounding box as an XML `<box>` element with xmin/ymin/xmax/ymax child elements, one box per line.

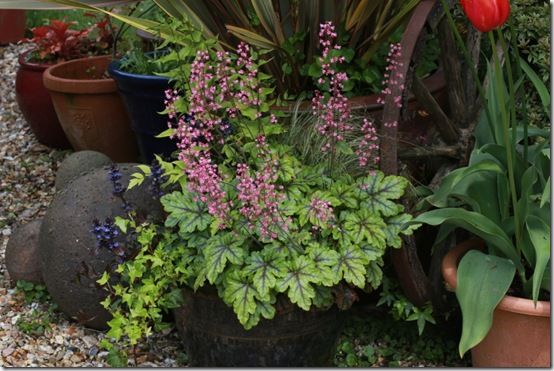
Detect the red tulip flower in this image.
<box><xmin>460</xmin><ymin>0</ymin><xmax>510</xmax><ymax>32</ymax></box>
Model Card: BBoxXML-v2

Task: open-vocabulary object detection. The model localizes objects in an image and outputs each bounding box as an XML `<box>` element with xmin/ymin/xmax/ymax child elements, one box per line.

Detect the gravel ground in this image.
<box><xmin>0</xmin><ymin>44</ymin><xmax>184</xmax><ymax>367</ymax></box>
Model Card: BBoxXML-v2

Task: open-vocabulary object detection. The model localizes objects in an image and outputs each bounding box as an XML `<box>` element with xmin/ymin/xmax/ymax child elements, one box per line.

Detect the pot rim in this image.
<box><xmin>43</xmin><ymin>55</ymin><xmax>116</xmax><ymax>94</ymax></box>
<box><xmin>107</xmin><ymin>59</ymin><xmax>170</xmax><ymax>84</ymax></box>
<box><xmin>18</xmin><ymin>49</ymin><xmax>54</xmax><ymax>71</ymax></box>
<box><xmin>442</xmin><ymin>239</ymin><xmax>551</xmax><ymax>317</ymax></box>
<box><xmin>272</xmin><ymin>69</ymin><xmax>445</xmax><ymax>112</ymax></box>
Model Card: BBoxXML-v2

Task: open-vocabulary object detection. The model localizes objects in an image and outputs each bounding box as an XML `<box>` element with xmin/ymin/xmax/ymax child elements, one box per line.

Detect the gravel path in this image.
<box><xmin>0</xmin><ymin>44</ymin><xmax>184</xmax><ymax>367</ymax></box>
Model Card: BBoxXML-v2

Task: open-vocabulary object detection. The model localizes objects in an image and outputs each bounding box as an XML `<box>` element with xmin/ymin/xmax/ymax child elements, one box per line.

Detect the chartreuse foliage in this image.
<box><xmin>133</xmin><ymin>163</ymin><xmax>414</xmax><ymax>330</ymax></box>
<box><xmin>100</xmin><ymin>158</ymin><xmax>414</xmax><ymax>351</ymax></box>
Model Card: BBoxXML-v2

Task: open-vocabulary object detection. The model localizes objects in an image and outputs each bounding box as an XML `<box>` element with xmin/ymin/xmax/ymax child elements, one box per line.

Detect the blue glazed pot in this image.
<box><xmin>108</xmin><ymin>58</ymin><xmax>177</xmax><ymax>163</ymax></box>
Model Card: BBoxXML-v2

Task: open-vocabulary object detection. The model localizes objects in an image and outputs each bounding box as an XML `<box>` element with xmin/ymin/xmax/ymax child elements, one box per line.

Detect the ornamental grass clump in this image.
<box><xmin>94</xmin><ymin>22</ymin><xmax>417</xmax><ymax>356</ymax></box>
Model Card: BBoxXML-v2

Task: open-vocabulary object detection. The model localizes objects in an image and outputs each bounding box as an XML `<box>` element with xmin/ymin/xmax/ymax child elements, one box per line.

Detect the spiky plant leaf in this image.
<box><xmin>356</xmin><ymin>171</ymin><xmax>408</xmax><ymax>216</ymax></box>
<box><xmin>306</xmin><ymin>243</ymin><xmax>340</xmax><ymax>286</ymax></box>
<box><xmin>276</xmin><ymin>256</ymin><xmax>319</xmax><ymax>310</ymax></box>
<box><xmin>161</xmin><ymin>191</ymin><xmax>212</xmax><ymax>234</ymax></box>
<box><xmin>342</xmin><ymin>209</ymin><xmax>387</xmax><ymax>247</ymax></box>
<box><xmin>222</xmin><ymin>270</ymin><xmax>258</xmax><ymax>326</ymax></box>
<box><xmin>244</xmin><ymin>250</ymin><xmax>285</xmax><ymax>300</ymax></box>
<box><xmin>333</xmin><ymin>245</ymin><xmax>369</xmax><ymax>288</ymax></box>
<box><xmin>204</xmin><ymin>234</ymin><xmax>245</xmax><ymax>284</ymax></box>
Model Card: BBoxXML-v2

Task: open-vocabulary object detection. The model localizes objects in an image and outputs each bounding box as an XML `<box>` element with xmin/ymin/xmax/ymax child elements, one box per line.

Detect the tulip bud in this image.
<box><xmin>460</xmin><ymin>0</ymin><xmax>510</xmax><ymax>33</ymax></box>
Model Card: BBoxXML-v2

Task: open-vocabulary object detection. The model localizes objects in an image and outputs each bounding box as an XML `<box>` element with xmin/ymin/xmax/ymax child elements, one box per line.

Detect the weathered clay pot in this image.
<box><xmin>0</xmin><ymin>10</ymin><xmax>26</xmax><ymax>45</ymax></box>
<box><xmin>43</xmin><ymin>55</ymin><xmax>139</xmax><ymax>162</ymax></box>
<box><xmin>174</xmin><ymin>287</ymin><xmax>344</xmax><ymax>367</ymax></box>
<box><xmin>442</xmin><ymin>239</ymin><xmax>551</xmax><ymax>367</ymax></box>
<box><xmin>15</xmin><ymin>50</ymin><xmax>71</xmax><ymax>149</ymax></box>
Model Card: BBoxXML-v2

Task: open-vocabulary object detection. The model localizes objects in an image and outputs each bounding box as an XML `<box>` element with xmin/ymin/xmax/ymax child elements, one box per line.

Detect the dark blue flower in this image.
<box><xmin>148</xmin><ymin>159</ymin><xmax>167</xmax><ymax>198</ymax></box>
<box><xmin>220</xmin><ymin>118</ymin><xmax>234</xmax><ymax>137</ymax></box>
<box><xmin>90</xmin><ymin>218</ymin><xmax>122</xmax><ymax>255</ymax></box>
<box><xmin>108</xmin><ymin>164</ymin><xmax>124</xmax><ymax>197</ymax></box>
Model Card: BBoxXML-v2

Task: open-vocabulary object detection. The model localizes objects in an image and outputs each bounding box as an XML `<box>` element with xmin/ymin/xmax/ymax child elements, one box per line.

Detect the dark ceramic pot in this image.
<box><xmin>174</xmin><ymin>287</ymin><xmax>344</xmax><ymax>367</ymax></box>
<box><xmin>108</xmin><ymin>57</ymin><xmax>177</xmax><ymax>163</ymax></box>
<box><xmin>15</xmin><ymin>50</ymin><xmax>71</xmax><ymax>149</ymax></box>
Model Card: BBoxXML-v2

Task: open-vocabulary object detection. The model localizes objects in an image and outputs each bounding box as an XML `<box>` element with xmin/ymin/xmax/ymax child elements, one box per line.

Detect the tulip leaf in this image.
<box><xmin>457</xmin><ymin>250</ymin><xmax>515</xmax><ymax>357</ymax></box>
<box><xmin>526</xmin><ymin>215</ymin><xmax>551</xmax><ymax>302</ymax></box>
<box><xmin>411</xmin><ymin>208</ymin><xmax>523</xmax><ymax>273</ymax></box>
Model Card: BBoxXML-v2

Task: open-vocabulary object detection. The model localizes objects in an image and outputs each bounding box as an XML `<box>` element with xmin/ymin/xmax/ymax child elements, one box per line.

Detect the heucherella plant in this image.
<box><xmin>95</xmin><ymin>21</ymin><xmax>417</xmax><ymax>355</ymax></box>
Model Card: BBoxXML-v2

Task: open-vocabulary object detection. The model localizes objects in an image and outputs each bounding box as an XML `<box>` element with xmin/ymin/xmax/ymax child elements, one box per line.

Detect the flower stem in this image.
<box><xmin>488</xmin><ymin>32</ymin><xmax>524</xmax><ymax>278</ymax></box>
<box><xmin>506</xmin><ymin>20</ymin><xmax>530</xmax><ymax>164</ymax></box>
<box><xmin>497</xmin><ymin>31</ymin><xmax>517</xmax><ymax>150</ymax></box>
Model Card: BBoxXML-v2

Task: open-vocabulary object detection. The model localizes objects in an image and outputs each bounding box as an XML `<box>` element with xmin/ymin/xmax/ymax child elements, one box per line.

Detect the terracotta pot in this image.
<box><xmin>442</xmin><ymin>239</ymin><xmax>551</xmax><ymax>367</ymax></box>
<box><xmin>15</xmin><ymin>50</ymin><xmax>71</xmax><ymax>149</ymax></box>
<box><xmin>43</xmin><ymin>55</ymin><xmax>139</xmax><ymax>162</ymax></box>
<box><xmin>0</xmin><ymin>10</ymin><xmax>26</xmax><ymax>45</ymax></box>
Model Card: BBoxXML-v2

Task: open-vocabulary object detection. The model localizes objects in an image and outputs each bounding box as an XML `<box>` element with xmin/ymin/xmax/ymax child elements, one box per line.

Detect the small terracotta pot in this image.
<box><xmin>442</xmin><ymin>239</ymin><xmax>551</xmax><ymax>367</ymax></box>
<box><xmin>43</xmin><ymin>55</ymin><xmax>139</xmax><ymax>162</ymax></box>
<box><xmin>0</xmin><ymin>10</ymin><xmax>26</xmax><ymax>45</ymax></box>
<box><xmin>15</xmin><ymin>50</ymin><xmax>71</xmax><ymax>149</ymax></box>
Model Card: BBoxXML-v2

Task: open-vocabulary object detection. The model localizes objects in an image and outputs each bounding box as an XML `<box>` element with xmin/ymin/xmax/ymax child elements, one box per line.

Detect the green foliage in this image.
<box><xmin>507</xmin><ymin>0</ymin><xmax>551</xmax><ymax>128</ymax></box>
<box><xmin>153</xmin><ymin>0</ymin><xmax>423</xmax><ymax>95</ymax></box>
<box><xmin>118</xmin><ymin>48</ymin><xmax>172</xmax><ymax>76</ymax></box>
<box><xmin>15</xmin><ymin>280</ymin><xmax>50</xmax><ymax>304</ymax></box>
<box><xmin>456</xmin><ymin>250</ymin><xmax>516</xmax><ymax>357</ymax></box>
<box><xmin>95</xmin><ymin>20</ymin><xmax>416</xmax><ymax>358</ymax></box>
<box><xmin>412</xmin><ymin>30</ymin><xmax>551</xmax><ymax>357</ymax></box>
<box><xmin>334</xmin><ymin>313</ymin><xmax>469</xmax><ymax>367</ymax></box>
<box><xmin>16</xmin><ymin>304</ymin><xmax>58</xmax><ymax>337</ymax></box>
<box><xmin>377</xmin><ymin>277</ymin><xmax>436</xmax><ymax>335</ymax></box>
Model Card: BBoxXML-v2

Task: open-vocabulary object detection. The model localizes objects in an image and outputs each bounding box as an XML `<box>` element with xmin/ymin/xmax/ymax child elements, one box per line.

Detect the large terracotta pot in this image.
<box><xmin>442</xmin><ymin>239</ymin><xmax>551</xmax><ymax>367</ymax></box>
<box><xmin>174</xmin><ymin>287</ymin><xmax>344</xmax><ymax>366</ymax></box>
<box><xmin>0</xmin><ymin>10</ymin><xmax>26</xmax><ymax>45</ymax></box>
<box><xmin>15</xmin><ymin>50</ymin><xmax>71</xmax><ymax>149</ymax></box>
<box><xmin>43</xmin><ymin>55</ymin><xmax>139</xmax><ymax>162</ymax></box>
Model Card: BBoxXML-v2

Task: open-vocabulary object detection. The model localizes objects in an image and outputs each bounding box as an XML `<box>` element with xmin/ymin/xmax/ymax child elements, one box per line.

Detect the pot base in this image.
<box><xmin>442</xmin><ymin>240</ymin><xmax>551</xmax><ymax>367</ymax></box>
<box><xmin>174</xmin><ymin>288</ymin><xmax>344</xmax><ymax>367</ymax></box>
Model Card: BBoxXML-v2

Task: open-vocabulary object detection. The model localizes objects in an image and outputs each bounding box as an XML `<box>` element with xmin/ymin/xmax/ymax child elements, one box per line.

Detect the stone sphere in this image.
<box><xmin>5</xmin><ymin>219</ymin><xmax>43</xmax><ymax>285</ymax></box>
<box><xmin>40</xmin><ymin>163</ymin><xmax>164</xmax><ymax>330</ymax></box>
<box><xmin>55</xmin><ymin>150</ymin><xmax>112</xmax><ymax>192</ymax></box>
